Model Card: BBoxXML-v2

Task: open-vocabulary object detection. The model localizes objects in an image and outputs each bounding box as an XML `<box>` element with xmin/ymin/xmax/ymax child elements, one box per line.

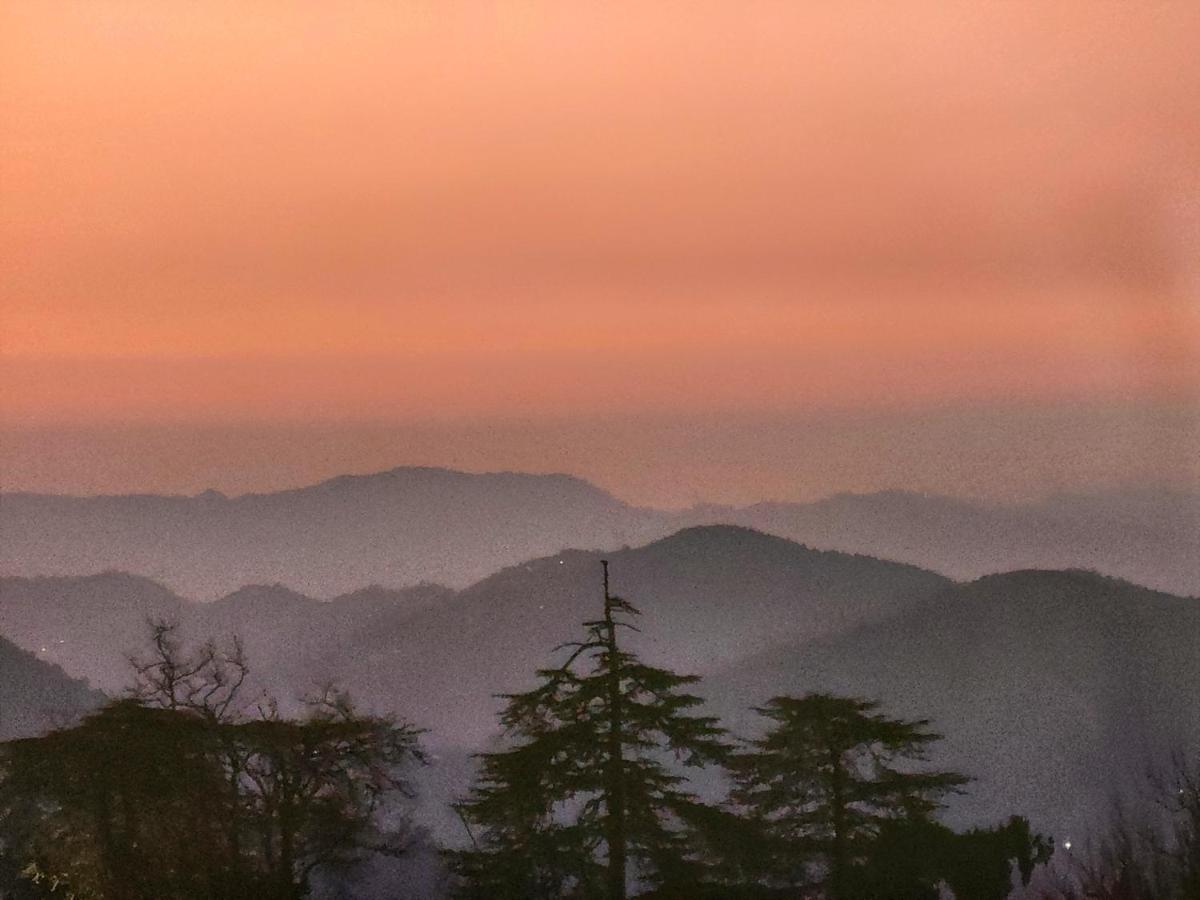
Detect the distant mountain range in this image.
<box><xmin>0</xmin><ymin>468</ymin><xmax>654</xmax><ymax>599</ymax></box>
<box><xmin>2</xmin><ymin>467</ymin><xmax>1197</xmax><ymax>597</ymax></box>
<box><xmin>2</xmin><ymin>525</ymin><xmax>1196</xmax><ymax>845</ymax></box>
<box><xmin>681</xmin><ymin>487</ymin><xmax>1200</xmax><ymax>598</ymax></box>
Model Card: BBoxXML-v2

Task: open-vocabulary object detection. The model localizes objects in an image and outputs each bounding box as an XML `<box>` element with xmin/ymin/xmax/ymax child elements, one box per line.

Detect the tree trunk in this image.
<box><xmin>828</xmin><ymin>746</ymin><xmax>848</xmax><ymax>900</ymax></box>
<box><xmin>602</xmin><ymin>561</ymin><xmax>627</xmax><ymax>900</ymax></box>
<box><xmin>278</xmin><ymin>782</ymin><xmax>299</xmax><ymax>900</ymax></box>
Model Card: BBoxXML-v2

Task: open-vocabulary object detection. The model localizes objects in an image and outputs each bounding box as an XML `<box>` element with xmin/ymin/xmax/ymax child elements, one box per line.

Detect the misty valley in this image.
<box><xmin>1</xmin><ymin>469</ymin><xmax>1197</xmax><ymax>899</ymax></box>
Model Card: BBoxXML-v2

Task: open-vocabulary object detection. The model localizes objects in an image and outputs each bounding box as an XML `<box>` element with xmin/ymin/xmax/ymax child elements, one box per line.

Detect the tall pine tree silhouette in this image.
<box><xmin>731</xmin><ymin>694</ymin><xmax>968</xmax><ymax>899</ymax></box>
<box><xmin>449</xmin><ymin>561</ymin><xmax>735</xmax><ymax>899</ymax></box>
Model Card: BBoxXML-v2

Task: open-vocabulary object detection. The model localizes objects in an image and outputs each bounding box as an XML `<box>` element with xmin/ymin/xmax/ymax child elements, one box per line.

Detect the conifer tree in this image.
<box><xmin>449</xmin><ymin>561</ymin><xmax>735</xmax><ymax>900</ymax></box>
<box><xmin>730</xmin><ymin>694</ymin><xmax>968</xmax><ymax>899</ymax></box>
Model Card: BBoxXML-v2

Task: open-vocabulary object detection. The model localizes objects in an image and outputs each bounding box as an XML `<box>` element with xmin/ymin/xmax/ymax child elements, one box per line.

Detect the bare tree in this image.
<box><xmin>128</xmin><ymin>619</ymin><xmax>251</xmax><ymax>722</ymax></box>
<box><xmin>237</xmin><ymin>684</ymin><xmax>427</xmax><ymax>898</ymax></box>
<box><xmin>1040</xmin><ymin>751</ymin><xmax>1200</xmax><ymax>900</ymax></box>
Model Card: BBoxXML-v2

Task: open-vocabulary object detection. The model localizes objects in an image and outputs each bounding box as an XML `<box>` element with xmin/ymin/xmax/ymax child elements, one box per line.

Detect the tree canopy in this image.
<box><xmin>730</xmin><ymin>693</ymin><xmax>970</xmax><ymax>898</ymax></box>
<box><xmin>449</xmin><ymin>561</ymin><xmax>737</xmax><ymax>899</ymax></box>
<box><xmin>0</xmin><ymin>625</ymin><xmax>425</xmax><ymax>900</ymax></box>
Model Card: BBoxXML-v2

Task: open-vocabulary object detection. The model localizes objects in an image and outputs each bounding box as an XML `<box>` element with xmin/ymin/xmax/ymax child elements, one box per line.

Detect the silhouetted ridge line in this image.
<box><xmin>3</xmin><ymin>473</ymin><xmax>1196</xmax><ymax>597</ymax></box>
<box><xmin>967</xmin><ymin>567</ymin><xmax>1165</xmax><ymax>593</ymax></box>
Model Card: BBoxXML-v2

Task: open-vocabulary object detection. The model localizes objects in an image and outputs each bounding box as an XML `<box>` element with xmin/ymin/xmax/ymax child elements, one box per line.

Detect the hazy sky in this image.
<box><xmin>2</xmin><ymin>2</ymin><xmax>1198</xmax><ymax>504</ymax></box>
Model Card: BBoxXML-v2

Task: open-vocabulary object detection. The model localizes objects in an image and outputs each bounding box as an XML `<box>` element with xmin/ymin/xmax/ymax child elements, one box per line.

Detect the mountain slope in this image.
<box><xmin>0</xmin><ymin>527</ymin><xmax>950</xmax><ymax>733</ymax></box>
<box><xmin>678</xmin><ymin>486</ymin><xmax>1200</xmax><ymax>596</ymax></box>
<box><xmin>0</xmin><ymin>633</ymin><xmax>102</xmax><ymax>740</ymax></box>
<box><xmin>0</xmin><ymin>572</ymin><xmax>186</xmax><ymax>691</ymax></box>
<box><xmin>3</xmin><ymin>469</ymin><xmax>1196</xmax><ymax>600</ymax></box>
<box><xmin>315</xmin><ymin>526</ymin><xmax>952</xmax><ymax>746</ymax></box>
<box><xmin>704</xmin><ymin>570</ymin><xmax>1200</xmax><ymax>841</ymax></box>
<box><xmin>0</xmin><ymin>573</ymin><xmax>451</xmax><ymax>694</ymax></box>
<box><xmin>188</xmin><ymin>581</ymin><xmax>454</xmax><ymax>700</ymax></box>
<box><xmin>0</xmin><ymin>467</ymin><xmax>657</xmax><ymax>598</ymax></box>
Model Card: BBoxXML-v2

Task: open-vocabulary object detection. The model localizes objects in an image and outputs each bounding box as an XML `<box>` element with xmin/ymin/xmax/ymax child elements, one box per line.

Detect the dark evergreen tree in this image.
<box><xmin>730</xmin><ymin>694</ymin><xmax>968</xmax><ymax>899</ymax></box>
<box><xmin>0</xmin><ymin>626</ymin><xmax>426</xmax><ymax>900</ymax></box>
<box><xmin>854</xmin><ymin>814</ymin><xmax>1052</xmax><ymax>900</ymax></box>
<box><xmin>448</xmin><ymin>561</ymin><xmax>736</xmax><ymax>900</ymax></box>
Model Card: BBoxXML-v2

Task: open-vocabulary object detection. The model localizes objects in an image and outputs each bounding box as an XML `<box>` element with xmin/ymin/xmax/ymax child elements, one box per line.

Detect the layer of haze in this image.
<box><xmin>2</xmin><ymin>2</ymin><xmax>1198</xmax><ymax>505</ymax></box>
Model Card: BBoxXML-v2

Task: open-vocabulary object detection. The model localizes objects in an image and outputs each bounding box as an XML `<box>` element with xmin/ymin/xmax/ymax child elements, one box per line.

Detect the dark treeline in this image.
<box><xmin>0</xmin><ymin>563</ymin><xmax>1196</xmax><ymax>899</ymax></box>
<box><xmin>0</xmin><ymin>625</ymin><xmax>425</xmax><ymax>900</ymax></box>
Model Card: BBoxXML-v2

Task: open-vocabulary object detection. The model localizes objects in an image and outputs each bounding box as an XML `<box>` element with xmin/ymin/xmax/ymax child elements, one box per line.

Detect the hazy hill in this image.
<box><xmin>679</xmin><ymin>486</ymin><xmax>1200</xmax><ymax>597</ymax></box>
<box><xmin>0</xmin><ymin>573</ymin><xmax>450</xmax><ymax>695</ymax></box>
<box><xmin>0</xmin><ymin>632</ymin><xmax>102</xmax><ymax>740</ymax></box>
<box><xmin>3</xmin><ymin>467</ymin><xmax>1196</xmax><ymax>599</ymax></box>
<box><xmin>2</xmin><ymin>527</ymin><xmax>950</xmax><ymax>741</ymax></box>
<box><xmin>188</xmin><ymin>581</ymin><xmax>453</xmax><ymax>701</ymax></box>
<box><xmin>704</xmin><ymin>569</ymin><xmax>1200</xmax><ymax>841</ymax></box>
<box><xmin>311</xmin><ymin>526</ymin><xmax>952</xmax><ymax>747</ymax></box>
<box><xmin>0</xmin><ymin>572</ymin><xmax>186</xmax><ymax>691</ymax></box>
<box><xmin>0</xmin><ymin>467</ymin><xmax>657</xmax><ymax>599</ymax></box>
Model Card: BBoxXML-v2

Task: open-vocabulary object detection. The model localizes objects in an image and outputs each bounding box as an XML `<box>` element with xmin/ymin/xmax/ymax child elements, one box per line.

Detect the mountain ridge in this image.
<box><xmin>704</xmin><ymin>568</ymin><xmax>1200</xmax><ymax>839</ymax></box>
<box><xmin>3</xmin><ymin>466</ymin><xmax>1196</xmax><ymax>598</ymax></box>
<box><xmin>0</xmin><ymin>632</ymin><xmax>103</xmax><ymax>741</ymax></box>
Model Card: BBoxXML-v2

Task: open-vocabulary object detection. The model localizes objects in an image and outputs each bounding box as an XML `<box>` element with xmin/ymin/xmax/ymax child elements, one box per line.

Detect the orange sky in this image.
<box><xmin>1</xmin><ymin>2</ymin><xmax>1198</xmax><ymax>501</ymax></box>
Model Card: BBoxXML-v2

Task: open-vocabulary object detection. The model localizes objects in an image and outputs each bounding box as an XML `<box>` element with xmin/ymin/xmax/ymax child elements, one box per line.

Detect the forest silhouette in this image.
<box><xmin>0</xmin><ymin>563</ymin><xmax>1197</xmax><ymax>899</ymax></box>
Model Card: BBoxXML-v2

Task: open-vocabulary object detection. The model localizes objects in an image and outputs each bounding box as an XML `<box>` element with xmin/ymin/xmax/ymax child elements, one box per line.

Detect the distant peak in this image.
<box><xmin>647</xmin><ymin>524</ymin><xmax>802</xmax><ymax>551</ymax></box>
<box><xmin>313</xmin><ymin>465</ymin><xmax>601</xmax><ymax>490</ymax></box>
<box><xmin>968</xmin><ymin>568</ymin><xmax>1137</xmax><ymax>593</ymax></box>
